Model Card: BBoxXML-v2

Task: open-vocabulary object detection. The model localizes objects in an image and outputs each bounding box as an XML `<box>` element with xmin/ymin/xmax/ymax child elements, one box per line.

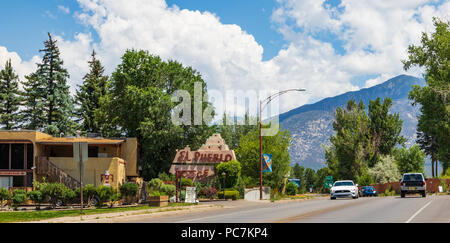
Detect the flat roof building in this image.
<box><xmin>0</xmin><ymin>130</ymin><xmax>138</xmax><ymax>190</ymax></box>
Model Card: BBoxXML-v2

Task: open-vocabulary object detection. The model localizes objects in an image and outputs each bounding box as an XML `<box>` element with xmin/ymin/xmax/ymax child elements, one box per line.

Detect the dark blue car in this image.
<box><xmin>360</xmin><ymin>186</ymin><xmax>377</xmax><ymax>197</ymax></box>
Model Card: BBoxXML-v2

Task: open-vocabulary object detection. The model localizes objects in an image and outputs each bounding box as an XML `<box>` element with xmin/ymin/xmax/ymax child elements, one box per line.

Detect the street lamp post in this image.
<box><xmin>222</xmin><ymin>172</ymin><xmax>226</xmax><ymax>200</ymax></box>
<box><xmin>259</xmin><ymin>89</ymin><xmax>306</xmax><ymax>200</ymax></box>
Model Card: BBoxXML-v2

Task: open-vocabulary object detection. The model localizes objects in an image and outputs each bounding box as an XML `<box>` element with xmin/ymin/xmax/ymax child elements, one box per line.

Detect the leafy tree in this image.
<box><xmin>291</xmin><ymin>163</ymin><xmax>306</xmax><ymax>193</ymax></box>
<box><xmin>303</xmin><ymin>168</ymin><xmax>317</xmax><ymax>192</ymax></box>
<box><xmin>368</xmin><ymin>97</ymin><xmax>406</xmax><ymax>166</ymax></box>
<box><xmin>0</xmin><ymin>59</ymin><xmax>23</xmax><ymax>129</ymax></box>
<box><xmin>325</xmin><ymin>98</ymin><xmax>406</xmax><ymax>180</ymax></box>
<box><xmin>325</xmin><ymin>100</ymin><xmax>371</xmax><ymax>181</ymax></box>
<box><xmin>394</xmin><ymin>145</ymin><xmax>426</xmax><ymax>175</ymax></box>
<box><xmin>236</xmin><ymin>124</ymin><xmax>292</xmax><ymax>191</ymax></box>
<box><xmin>97</xmin><ymin>50</ymin><xmax>215</xmax><ymax>179</ymax></box>
<box><xmin>25</xmin><ymin>33</ymin><xmax>77</xmax><ymax>135</ymax></box>
<box><xmin>216</xmin><ymin>160</ymin><xmax>242</xmax><ymax>188</ymax></box>
<box><xmin>416</xmin><ymin>131</ymin><xmax>439</xmax><ymax>177</ymax></box>
<box><xmin>403</xmin><ymin>18</ymin><xmax>450</xmax><ymax>174</ymax></box>
<box><xmin>75</xmin><ymin>50</ymin><xmax>108</xmax><ymax>133</ymax></box>
<box><xmin>314</xmin><ymin>167</ymin><xmax>332</xmax><ymax>193</ymax></box>
<box><xmin>368</xmin><ymin>155</ymin><xmax>401</xmax><ymax>184</ymax></box>
<box><xmin>217</xmin><ymin>112</ymin><xmax>256</xmax><ymax>150</ymax></box>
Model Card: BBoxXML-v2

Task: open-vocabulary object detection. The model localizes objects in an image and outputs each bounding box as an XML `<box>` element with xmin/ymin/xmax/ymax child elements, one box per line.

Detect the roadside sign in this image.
<box><xmin>262</xmin><ymin>154</ymin><xmax>272</xmax><ymax>173</ymax></box>
<box><xmin>185</xmin><ymin>187</ymin><xmax>197</xmax><ymax>203</ymax></box>
<box><xmin>324</xmin><ymin>176</ymin><xmax>333</xmax><ymax>189</ymax></box>
<box><xmin>73</xmin><ymin>142</ymin><xmax>88</xmax><ymax>163</ymax></box>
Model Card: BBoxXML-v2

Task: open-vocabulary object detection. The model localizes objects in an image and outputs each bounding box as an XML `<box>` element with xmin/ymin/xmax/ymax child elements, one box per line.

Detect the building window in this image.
<box><xmin>0</xmin><ymin>144</ymin><xmax>8</xmax><ymax>170</ymax></box>
<box><xmin>11</xmin><ymin>144</ymin><xmax>25</xmax><ymax>170</ymax></box>
<box><xmin>88</xmin><ymin>146</ymin><xmax>99</xmax><ymax>157</ymax></box>
<box><xmin>27</xmin><ymin>145</ymin><xmax>34</xmax><ymax>170</ymax></box>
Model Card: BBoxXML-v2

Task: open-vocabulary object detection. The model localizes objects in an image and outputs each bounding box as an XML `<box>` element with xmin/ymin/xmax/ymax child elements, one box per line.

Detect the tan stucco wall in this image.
<box><xmin>49</xmin><ymin>157</ymin><xmax>126</xmax><ymax>189</ymax></box>
<box><xmin>124</xmin><ymin>138</ymin><xmax>138</xmax><ymax>177</ymax></box>
<box><xmin>0</xmin><ymin>131</ymin><xmax>139</xmax><ymax>183</ymax></box>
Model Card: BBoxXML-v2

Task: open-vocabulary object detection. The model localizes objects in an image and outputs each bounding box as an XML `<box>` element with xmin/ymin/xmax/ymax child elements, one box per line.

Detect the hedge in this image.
<box><xmin>217</xmin><ymin>190</ymin><xmax>239</xmax><ymax>200</ymax></box>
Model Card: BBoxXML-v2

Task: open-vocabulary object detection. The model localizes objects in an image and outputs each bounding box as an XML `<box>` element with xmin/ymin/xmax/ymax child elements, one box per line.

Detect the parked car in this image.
<box><xmin>359</xmin><ymin>186</ymin><xmax>377</xmax><ymax>197</ymax></box>
<box><xmin>330</xmin><ymin>180</ymin><xmax>359</xmax><ymax>200</ymax></box>
<box><xmin>400</xmin><ymin>173</ymin><xmax>426</xmax><ymax>198</ymax></box>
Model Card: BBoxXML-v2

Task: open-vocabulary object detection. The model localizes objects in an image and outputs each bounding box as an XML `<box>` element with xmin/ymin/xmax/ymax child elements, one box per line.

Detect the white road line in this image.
<box><xmin>405</xmin><ymin>200</ymin><xmax>433</xmax><ymax>223</ymax></box>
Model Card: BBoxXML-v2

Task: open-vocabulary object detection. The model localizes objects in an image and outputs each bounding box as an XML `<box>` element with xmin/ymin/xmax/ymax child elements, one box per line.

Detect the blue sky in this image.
<box><xmin>1</xmin><ymin>0</ymin><xmax>287</xmax><ymax>60</ymax></box>
<box><xmin>0</xmin><ymin>0</ymin><xmax>448</xmax><ymax>115</ymax></box>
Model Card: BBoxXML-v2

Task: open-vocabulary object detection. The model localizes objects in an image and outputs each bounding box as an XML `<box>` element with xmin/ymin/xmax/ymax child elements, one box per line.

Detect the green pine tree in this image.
<box><xmin>28</xmin><ymin>33</ymin><xmax>78</xmax><ymax>135</ymax></box>
<box><xmin>0</xmin><ymin>59</ymin><xmax>23</xmax><ymax>130</ymax></box>
<box><xmin>21</xmin><ymin>72</ymin><xmax>45</xmax><ymax>130</ymax></box>
<box><xmin>75</xmin><ymin>50</ymin><xmax>108</xmax><ymax>133</ymax></box>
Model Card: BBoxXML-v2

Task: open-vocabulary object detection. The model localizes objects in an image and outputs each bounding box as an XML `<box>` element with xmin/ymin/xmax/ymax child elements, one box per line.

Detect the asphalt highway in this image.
<box><xmin>123</xmin><ymin>194</ymin><xmax>450</xmax><ymax>223</ymax></box>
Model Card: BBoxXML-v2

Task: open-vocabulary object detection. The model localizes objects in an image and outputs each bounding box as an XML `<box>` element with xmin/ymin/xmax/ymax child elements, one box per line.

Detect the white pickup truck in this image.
<box><xmin>330</xmin><ymin>180</ymin><xmax>359</xmax><ymax>200</ymax></box>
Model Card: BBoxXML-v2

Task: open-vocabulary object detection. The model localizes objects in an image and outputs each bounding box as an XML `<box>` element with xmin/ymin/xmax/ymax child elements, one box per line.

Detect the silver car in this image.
<box><xmin>330</xmin><ymin>180</ymin><xmax>359</xmax><ymax>200</ymax></box>
<box><xmin>400</xmin><ymin>173</ymin><xmax>426</xmax><ymax>198</ymax></box>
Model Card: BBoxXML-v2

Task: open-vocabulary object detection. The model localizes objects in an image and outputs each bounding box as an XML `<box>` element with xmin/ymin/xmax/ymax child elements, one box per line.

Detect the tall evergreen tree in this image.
<box><xmin>0</xmin><ymin>59</ymin><xmax>23</xmax><ymax>129</ymax></box>
<box><xmin>25</xmin><ymin>32</ymin><xmax>77</xmax><ymax>135</ymax></box>
<box><xmin>21</xmin><ymin>73</ymin><xmax>45</xmax><ymax>130</ymax></box>
<box><xmin>75</xmin><ymin>50</ymin><xmax>108</xmax><ymax>133</ymax></box>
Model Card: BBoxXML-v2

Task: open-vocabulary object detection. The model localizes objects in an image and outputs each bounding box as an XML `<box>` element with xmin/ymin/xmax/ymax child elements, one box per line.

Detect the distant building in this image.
<box><xmin>0</xmin><ymin>130</ymin><xmax>138</xmax><ymax>190</ymax></box>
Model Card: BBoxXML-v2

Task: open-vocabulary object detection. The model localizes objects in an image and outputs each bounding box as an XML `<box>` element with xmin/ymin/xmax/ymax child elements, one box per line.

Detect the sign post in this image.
<box><xmin>324</xmin><ymin>176</ymin><xmax>333</xmax><ymax>189</ymax></box>
<box><xmin>73</xmin><ymin>142</ymin><xmax>88</xmax><ymax>216</ymax></box>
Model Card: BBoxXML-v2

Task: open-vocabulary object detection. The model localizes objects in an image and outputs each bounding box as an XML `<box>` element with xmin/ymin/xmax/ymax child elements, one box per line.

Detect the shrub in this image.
<box><xmin>97</xmin><ymin>186</ymin><xmax>115</xmax><ymax>207</ymax></box>
<box><xmin>0</xmin><ymin>188</ymin><xmax>10</xmax><ymax>209</ymax></box>
<box><xmin>158</xmin><ymin>172</ymin><xmax>175</xmax><ymax>181</ymax></box>
<box><xmin>40</xmin><ymin>182</ymin><xmax>71</xmax><ymax>208</ymax></box>
<box><xmin>217</xmin><ymin>190</ymin><xmax>239</xmax><ymax>200</ymax></box>
<box><xmin>76</xmin><ymin>184</ymin><xmax>98</xmax><ymax>207</ymax></box>
<box><xmin>286</xmin><ymin>182</ymin><xmax>299</xmax><ymax>196</ymax></box>
<box><xmin>439</xmin><ymin>179</ymin><xmax>448</xmax><ymax>193</ymax></box>
<box><xmin>148</xmin><ymin>178</ymin><xmax>164</xmax><ymax>193</ymax></box>
<box><xmin>181</xmin><ymin>178</ymin><xmax>193</xmax><ymax>187</ymax></box>
<box><xmin>149</xmin><ymin>191</ymin><xmax>166</xmax><ymax>197</ymax></box>
<box><xmin>358</xmin><ymin>172</ymin><xmax>374</xmax><ymax>186</ymax></box>
<box><xmin>12</xmin><ymin>190</ymin><xmax>27</xmax><ymax>210</ymax></box>
<box><xmin>200</xmin><ymin>187</ymin><xmax>218</xmax><ymax>200</ymax></box>
<box><xmin>27</xmin><ymin>190</ymin><xmax>44</xmax><ymax>209</ymax></box>
<box><xmin>120</xmin><ymin>183</ymin><xmax>139</xmax><ymax>204</ymax></box>
<box><xmin>160</xmin><ymin>184</ymin><xmax>176</xmax><ymax>197</ymax></box>
<box><xmin>216</xmin><ymin>160</ymin><xmax>242</xmax><ymax>188</ymax></box>
<box><xmin>62</xmin><ymin>187</ymin><xmax>76</xmax><ymax>205</ymax></box>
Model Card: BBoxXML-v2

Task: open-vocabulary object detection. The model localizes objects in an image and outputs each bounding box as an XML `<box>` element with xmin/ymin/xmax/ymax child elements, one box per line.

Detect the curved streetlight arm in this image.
<box><xmin>260</xmin><ymin>88</ymin><xmax>306</xmax><ymax>113</ymax></box>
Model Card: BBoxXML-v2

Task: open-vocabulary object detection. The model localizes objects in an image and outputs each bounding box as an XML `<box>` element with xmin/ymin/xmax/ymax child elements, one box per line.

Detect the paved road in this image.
<box><xmin>125</xmin><ymin>194</ymin><xmax>450</xmax><ymax>223</ymax></box>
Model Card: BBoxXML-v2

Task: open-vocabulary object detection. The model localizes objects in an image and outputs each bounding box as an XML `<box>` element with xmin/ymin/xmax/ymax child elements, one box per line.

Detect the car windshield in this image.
<box><xmin>334</xmin><ymin>181</ymin><xmax>354</xmax><ymax>187</ymax></box>
<box><xmin>403</xmin><ymin>174</ymin><xmax>423</xmax><ymax>181</ymax></box>
<box><xmin>363</xmin><ymin>186</ymin><xmax>373</xmax><ymax>190</ymax></box>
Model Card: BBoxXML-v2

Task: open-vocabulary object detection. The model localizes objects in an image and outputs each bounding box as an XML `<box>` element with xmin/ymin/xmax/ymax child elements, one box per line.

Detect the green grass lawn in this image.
<box><xmin>0</xmin><ymin>203</ymin><xmax>196</xmax><ymax>223</ymax></box>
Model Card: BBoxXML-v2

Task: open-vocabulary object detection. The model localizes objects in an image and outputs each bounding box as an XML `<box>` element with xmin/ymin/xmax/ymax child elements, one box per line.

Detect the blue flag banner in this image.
<box><xmin>262</xmin><ymin>154</ymin><xmax>272</xmax><ymax>173</ymax></box>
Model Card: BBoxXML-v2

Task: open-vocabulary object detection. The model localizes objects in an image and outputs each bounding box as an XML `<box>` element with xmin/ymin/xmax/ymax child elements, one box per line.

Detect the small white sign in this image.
<box><xmin>185</xmin><ymin>187</ymin><xmax>197</xmax><ymax>203</ymax></box>
<box><xmin>438</xmin><ymin>186</ymin><xmax>443</xmax><ymax>193</ymax></box>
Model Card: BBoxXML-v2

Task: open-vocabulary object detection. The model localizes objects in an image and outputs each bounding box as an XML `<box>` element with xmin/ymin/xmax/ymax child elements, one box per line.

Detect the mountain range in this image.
<box><xmin>279</xmin><ymin>74</ymin><xmax>436</xmax><ymax>174</ymax></box>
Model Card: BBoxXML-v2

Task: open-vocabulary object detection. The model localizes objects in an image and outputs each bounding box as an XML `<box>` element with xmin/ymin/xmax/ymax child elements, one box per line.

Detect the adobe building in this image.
<box><xmin>0</xmin><ymin>130</ymin><xmax>138</xmax><ymax>190</ymax></box>
<box><xmin>169</xmin><ymin>133</ymin><xmax>236</xmax><ymax>182</ymax></box>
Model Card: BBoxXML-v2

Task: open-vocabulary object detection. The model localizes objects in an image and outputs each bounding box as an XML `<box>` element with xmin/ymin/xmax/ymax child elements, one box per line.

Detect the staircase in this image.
<box><xmin>36</xmin><ymin>157</ymin><xmax>81</xmax><ymax>189</ymax></box>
